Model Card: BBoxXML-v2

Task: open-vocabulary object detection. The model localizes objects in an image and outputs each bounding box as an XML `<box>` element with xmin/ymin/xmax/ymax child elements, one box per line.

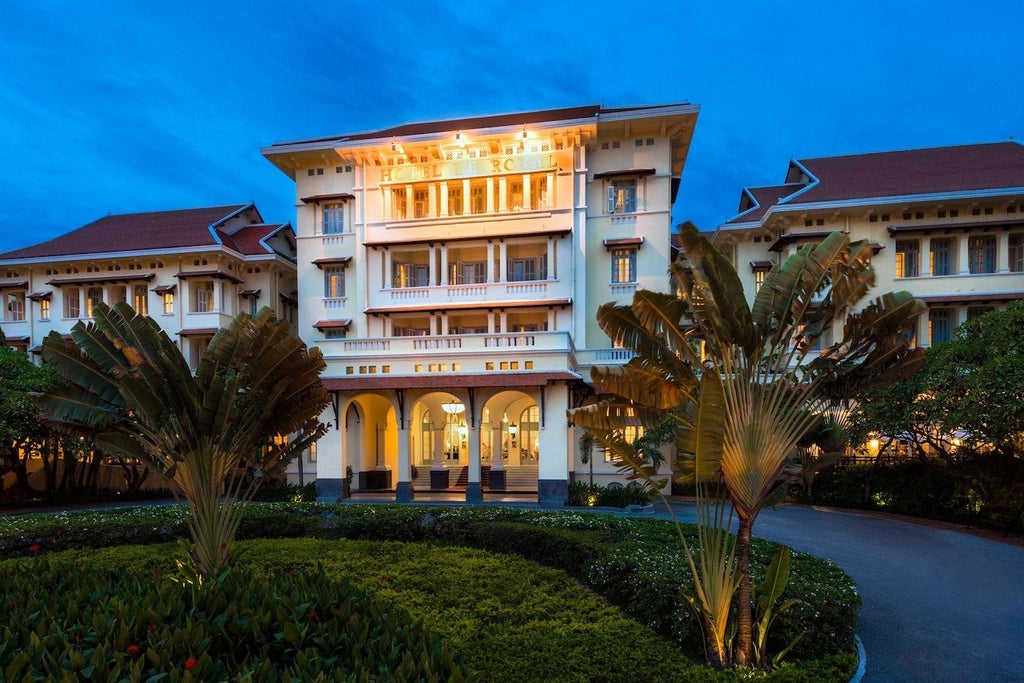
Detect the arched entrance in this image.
<box><xmin>343</xmin><ymin>393</ymin><xmax>397</xmax><ymax>492</ymax></box>
<box><xmin>482</xmin><ymin>390</ymin><xmax>539</xmax><ymax>493</ymax></box>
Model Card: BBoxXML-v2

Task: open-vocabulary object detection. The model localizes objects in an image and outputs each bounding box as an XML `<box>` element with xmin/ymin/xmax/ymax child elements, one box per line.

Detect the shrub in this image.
<box><xmin>567</xmin><ymin>480</ymin><xmax>651</xmax><ymax>507</ymax></box>
<box><xmin>0</xmin><ymin>553</ymin><xmax>469</xmax><ymax>682</ymax></box>
<box><xmin>250</xmin><ymin>479</ymin><xmax>318</xmax><ymax>502</ymax></box>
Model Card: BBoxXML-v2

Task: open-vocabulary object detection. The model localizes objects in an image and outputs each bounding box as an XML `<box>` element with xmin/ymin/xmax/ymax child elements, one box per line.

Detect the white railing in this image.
<box><xmin>505</xmin><ymin>281</ymin><xmax>548</xmax><ymax>295</ymax></box>
<box><xmin>328</xmin><ymin>331</ymin><xmax>572</xmax><ymax>359</ymax></box>
<box><xmin>324</xmin><ymin>297</ymin><xmax>347</xmax><ymax>309</ymax></box>
<box><xmin>484</xmin><ymin>333</ymin><xmax>535</xmax><ymax>347</ymax></box>
<box><xmin>377</xmin><ymin>278</ymin><xmax>568</xmax><ymax>308</ymax></box>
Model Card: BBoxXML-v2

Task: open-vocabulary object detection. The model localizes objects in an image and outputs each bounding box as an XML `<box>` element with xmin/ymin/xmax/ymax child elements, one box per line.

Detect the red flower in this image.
<box><xmin>148</xmin><ymin>624</ymin><xmax>158</xmax><ymax>632</ymax></box>
<box><xmin>309</xmin><ymin>609</ymin><xmax>318</xmax><ymax>620</ymax></box>
<box><xmin>379</xmin><ymin>574</ymin><xmax>389</xmax><ymax>583</ymax></box>
<box><xmin>184</xmin><ymin>657</ymin><xmax>198</xmax><ymax>670</ymax></box>
<box><xmin>127</xmin><ymin>644</ymin><xmax>140</xmax><ymax>656</ymax></box>
<box><xmin>29</xmin><ymin>544</ymin><xmax>40</xmax><ymax>553</ymax></box>
<box><xmin>154</xmin><ymin>571</ymin><xmax>163</xmax><ymax>580</ymax></box>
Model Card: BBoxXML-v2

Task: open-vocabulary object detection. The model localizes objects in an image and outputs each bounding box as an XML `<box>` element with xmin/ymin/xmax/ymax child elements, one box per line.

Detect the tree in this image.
<box><xmin>36</xmin><ymin>303</ymin><xmax>329</xmax><ymax>576</ymax></box>
<box><xmin>852</xmin><ymin>301</ymin><xmax>1024</xmax><ymax>458</ymax></box>
<box><xmin>0</xmin><ymin>334</ymin><xmax>64</xmax><ymax>500</ymax></box>
<box><xmin>570</xmin><ymin>223</ymin><xmax>925</xmax><ymax>666</ymax></box>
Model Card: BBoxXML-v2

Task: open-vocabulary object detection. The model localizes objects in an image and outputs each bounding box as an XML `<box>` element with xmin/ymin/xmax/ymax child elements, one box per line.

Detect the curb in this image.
<box><xmin>849</xmin><ymin>635</ymin><xmax>866</xmax><ymax>683</ymax></box>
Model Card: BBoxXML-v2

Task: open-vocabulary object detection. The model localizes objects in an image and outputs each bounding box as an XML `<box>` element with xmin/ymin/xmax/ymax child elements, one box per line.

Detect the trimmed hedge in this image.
<box><xmin>1</xmin><ymin>553</ymin><xmax>468</xmax><ymax>682</ymax></box>
<box><xmin>567</xmin><ymin>480</ymin><xmax>651</xmax><ymax>507</ymax></box>
<box><xmin>0</xmin><ymin>504</ymin><xmax>859</xmax><ymax>673</ymax></box>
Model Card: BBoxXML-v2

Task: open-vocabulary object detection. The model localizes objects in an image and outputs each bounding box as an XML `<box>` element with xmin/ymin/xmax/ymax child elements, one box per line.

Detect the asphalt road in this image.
<box><xmin>653</xmin><ymin>500</ymin><xmax>1024</xmax><ymax>682</ymax></box>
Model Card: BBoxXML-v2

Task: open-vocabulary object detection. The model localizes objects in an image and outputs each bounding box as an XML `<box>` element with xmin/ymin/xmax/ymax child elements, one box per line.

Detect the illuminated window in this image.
<box><xmin>413</xmin><ymin>188</ymin><xmax>429</xmax><ymax>218</ymax></box>
<box><xmin>470</xmin><ymin>182</ymin><xmax>487</xmax><ymax>214</ymax></box>
<box><xmin>393</xmin><ymin>261</ymin><xmax>429</xmax><ymax>288</ymax></box>
<box><xmin>109</xmin><ymin>285</ymin><xmax>127</xmax><ymax>305</ymax></box>
<box><xmin>895</xmin><ymin>240</ymin><xmax>920</xmax><ymax>278</ymax></box>
<box><xmin>755</xmin><ymin>270</ymin><xmax>767</xmax><ymax>290</ymax></box>
<box><xmin>392</xmin><ymin>188</ymin><xmax>407</xmax><ymax>219</ymax></box>
<box><xmin>450</xmin><ymin>260</ymin><xmax>486</xmax><ymax>284</ymax></box>
<box><xmin>323</xmin><ymin>203</ymin><xmax>345</xmax><ymax>234</ymax></box>
<box><xmin>611</xmin><ymin>248</ymin><xmax>637</xmax><ymax>283</ymax></box>
<box><xmin>162</xmin><ymin>292</ymin><xmax>174</xmax><ymax>315</ymax></box>
<box><xmin>607</xmin><ymin>179</ymin><xmax>637</xmax><ymax>214</ymax></box>
<box><xmin>86</xmin><ymin>287</ymin><xmax>103</xmax><ymax>317</ymax></box>
<box><xmin>308</xmin><ymin>441</ymin><xmax>317</xmax><ymax>463</ymax></box>
<box><xmin>133</xmin><ymin>285</ymin><xmax>148</xmax><ymax>314</ymax></box>
<box><xmin>39</xmin><ymin>297</ymin><xmax>50</xmax><ymax>321</ymax></box>
<box><xmin>448</xmin><ymin>186</ymin><xmax>463</xmax><ymax>215</ymax></box>
<box><xmin>508</xmin><ymin>181</ymin><xmax>524</xmax><ymax>211</ymax></box>
<box><xmin>324</xmin><ymin>267</ymin><xmax>345</xmax><ymax>298</ymax></box>
<box><xmin>968</xmin><ymin>236</ymin><xmax>997</xmax><ymax>274</ymax></box>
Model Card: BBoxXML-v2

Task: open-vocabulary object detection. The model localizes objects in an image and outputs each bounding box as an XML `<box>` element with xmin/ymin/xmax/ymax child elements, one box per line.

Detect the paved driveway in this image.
<box><xmin>656</xmin><ymin>500</ymin><xmax>1024</xmax><ymax>682</ymax></box>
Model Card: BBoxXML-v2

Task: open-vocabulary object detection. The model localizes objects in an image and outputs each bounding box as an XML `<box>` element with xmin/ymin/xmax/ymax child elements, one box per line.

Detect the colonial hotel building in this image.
<box><xmin>262</xmin><ymin>103</ymin><xmax>699</xmax><ymax>504</ymax></box>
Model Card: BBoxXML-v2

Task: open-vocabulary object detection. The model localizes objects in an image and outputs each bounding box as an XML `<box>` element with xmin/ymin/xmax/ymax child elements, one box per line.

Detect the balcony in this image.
<box><xmin>326</xmin><ymin>331</ymin><xmax>572</xmax><ymax>358</ymax></box>
<box><xmin>368</xmin><ymin>278</ymin><xmax>571</xmax><ymax>312</ymax></box>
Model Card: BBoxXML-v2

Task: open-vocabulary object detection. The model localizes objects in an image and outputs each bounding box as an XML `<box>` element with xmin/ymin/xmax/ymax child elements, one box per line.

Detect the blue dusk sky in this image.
<box><xmin>1</xmin><ymin>1</ymin><xmax>1021</xmax><ymax>253</ymax></box>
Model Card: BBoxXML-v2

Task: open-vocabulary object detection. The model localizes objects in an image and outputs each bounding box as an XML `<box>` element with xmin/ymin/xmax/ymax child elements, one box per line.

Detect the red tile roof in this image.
<box><xmin>0</xmin><ymin>205</ymin><xmax>280</xmax><ymax>260</ymax></box>
<box><xmin>725</xmin><ymin>142</ymin><xmax>1024</xmax><ymax>226</ymax></box>
<box><xmin>219</xmin><ymin>223</ymin><xmax>290</xmax><ymax>255</ymax></box>
<box><xmin>789</xmin><ymin>142</ymin><xmax>1024</xmax><ymax>204</ymax></box>
<box><xmin>322</xmin><ymin>371</ymin><xmax>581</xmax><ymax>392</ymax></box>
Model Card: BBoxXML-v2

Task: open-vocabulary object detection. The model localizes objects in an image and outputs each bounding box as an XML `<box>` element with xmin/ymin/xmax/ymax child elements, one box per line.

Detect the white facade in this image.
<box><xmin>263</xmin><ymin>103</ymin><xmax>699</xmax><ymax>503</ymax></box>
<box><xmin>716</xmin><ymin>143</ymin><xmax>1024</xmax><ymax>349</ymax></box>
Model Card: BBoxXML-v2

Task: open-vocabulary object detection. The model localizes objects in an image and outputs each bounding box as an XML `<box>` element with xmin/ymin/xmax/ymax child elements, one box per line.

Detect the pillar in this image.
<box><xmin>430</xmin><ymin>424</ymin><xmax>448</xmax><ymax>489</ymax></box>
<box><xmin>498</xmin><ymin>177</ymin><xmax>508</xmax><ymax>213</ymax></box>
<box><xmin>439</xmin><ymin>182</ymin><xmax>449</xmax><ymax>217</ymax></box>
<box><xmin>466</xmin><ymin>422</ymin><xmax>483</xmax><ymax>503</ymax></box>
<box><xmin>427</xmin><ymin>184</ymin><xmax>437</xmax><ymax>218</ymax></box>
<box><xmin>315</xmin><ymin>405</ymin><xmax>345</xmax><ymax>501</ymax></box>
<box><xmin>462</xmin><ymin>179</ymin><xmax>471</xmax><ymax>216</ymax></box>
<box><xmin>920</xmin><ymin>236</ymin><xmax>931</xmax><ymax>276</ymax></box>
<box><xmin>999</xmin><ymin>232</ymin><xmax>1011</xmax><ymax>272</ymax></box>
<box><xmin>537</xmin><ymin>383</ymin><xmax>570</xmax><ymax>506</ymax></box>
<box><xmin>395</xmin><ymin>425</ymin><xmax>414</xmax><ymax>502</ymax></box>
<box><xmin>440</xmin><ymin>245</ymin><xmax>449</xmax><ymax>286</ymax></box>
<box><xmin>546</xmin><ymin>172</ymin><xmax>555</xmax><ymax>208</ymax></box>
<box><xmin>499</xmin><ymin>242</ymin><xmax>508</xmax><ymax>282</ymax></box>
<box><xmin>489</xmin><ymin>424</ymin><xmax>505</xmax><ymax>490</ymax></box>
<box><xmin>487</xmin><ymin>242</ymin><xmax>496</xmax><ymax>282</ymax></box>
<box><xmin>429</xmin><ymin>245</ymin><xmax>438</xmax><ymax>286</ymax></box>
<box><xmin>958</xmin><ymin>236</ymin><xmax>971</xmax><ymax>275</ymax></box>
<box><xmin>486</xmin><ymin>177</ymin><xmax>495</xmax><ymax>213</ymax></box>
<box><xmin>522</xmin><ymin>174</ymin><xmax>532</xmax><ymax>211</ymax></box>
<box><xmin>547</xmin><ymin>237</ymin><xmax>555</xmax><ymax>279</ymax></box>
<box><xmin>384</xmin><ymin>250</ymin><xmax>393</xmax><ymax>288</ymax></box>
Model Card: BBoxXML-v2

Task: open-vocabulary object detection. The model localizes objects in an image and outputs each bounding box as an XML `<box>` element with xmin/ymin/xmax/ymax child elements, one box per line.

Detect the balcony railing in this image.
<box><xmin>378</xmin><ymin>278</ymin><xmax>566</xmax><ymax>308</ymax></box>
<box><xmin>333</xmin><ymin>331</ymin><xmax>572</xmax><ymax>358</ymax></box>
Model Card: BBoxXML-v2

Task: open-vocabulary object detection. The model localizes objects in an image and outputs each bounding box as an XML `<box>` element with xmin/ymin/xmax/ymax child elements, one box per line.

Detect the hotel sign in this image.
<box><xmin>381</xmin><ymin>152</ymin><xmax>558</xmax><ymax>183</ymax></box>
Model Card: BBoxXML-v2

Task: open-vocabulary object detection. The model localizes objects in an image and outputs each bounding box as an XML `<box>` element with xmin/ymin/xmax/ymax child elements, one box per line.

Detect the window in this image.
<box><xmin>392</xmin><ymin>188</ymin><xmax>407</xmax><ymax>219</ymax></box>
<box><xmin>133</xmin><ymin>285</ymin><xmax>148</xmax><ymax>315</ymax></box>
<box><xmin>895</xmin><ymin>240</ymin><xmax>920</xmax><ymax>278</ymax></box>
<box><xmin>39</xmin><ymin>297</ymin><xmax>50</xmax><ymax>321</ymax></box>
<box><xmin>324</xmin><ymin>328</ymin><xmax>346</xmax><ymax>339</ymax></box>
<box><xmin>611</xmin><ymin>248</ymin><xmax>637</xmax><ymax>283</ymax></box>
<box><xmin>968</xmin><ymin>236</ymin><xmax>997</xmax><ymax>274</ymax></box>
<box><xmin>450</xmin><ymin>261</ymin><xmax>486</xmax><ymax>285</ymax></box>
<box><xmin>323</xmin><ymin>203</ymin><xmax>344</xmax><ymax>234</ymax></box>
<box><xmin>508</xmin><ymin>181</ymin><xmax>524</xmax><ymax>211</ymax></box>
<box><xmin>86</xmin><ymin>287</ymin><xmax>103</xmax><ymax>317</ymax></box>
<box><xmin>508</xmin><ymin>255</ymin><xmax>547</xmax><ymax>282</ymax></box>
<box><xmin>64</xmin><ymin>288</ymin><xmax>81</xmax><ymax>318</ymax></box>
<box><xmin>413</xmin><ymin>189</ymin><xmax>429</xmax><ymax>218</ymax></box>
<box><xmin>110</xmin><ymin>285</ymin><xmax>127</xmax><ymax>305</ymax></box>
<box><xmin>192</xmin><ymin>281</ymin><xmax>215</xmax><ymax>312</ymax></box>
<box><xmin>162</xmin><ymin>291</ymin><xmax>174</xmax><ymax>315</ymax></box>
<box><xmin>930</xmin><ymin>238</ymin><xmax>953</xmax><ymax>276</ymax></box>
<box><xmin>928</xmin><ymin>309</ymin><xmax>953</xmax><ymax>345</ymax></box>
<box><xmin>324</xmin><ymin>267</ymin><xmax>345</xmax><ymax>298</ymax></box>
<box><xmin>607</xmin><ymin>179</ymin><xmax>637</xmax><ymax>214</ymax></box>
<box><xmin>967</xmin><ymin>306</ymin><xmax>994</xmax><ymax>320</ymax></box>
<box><xmin>5</xmin><ymin>291</ymin><xmax>25</xmax><ymax>322</ymax></box>
<box><xmin>1009</xmin><ymin>234</ymin><xmax>1024</xmax><ymax>272</ymax></box>
<box><xmin>393</xmin><ymin>262</ymin><xmax>429</xmax><ymax>288</ymax></box>
<box><xmin>448</xmin><ymin>186</ymin><xmax>463</xmax><ymax>216</ymax></box>
<box><xmin>754</xmin><ymin>270</ymin><xmax>767</xmax><ymax>290</ymax></box>
<box><xmin>248</xmin><ymin>296</ymin><xmax>259</xmax><ymax>315</ymax></box>
<box><xmin>470</xmin><ymin>183</ymin><xmax>486</xmax><ymax>214</ymax></box>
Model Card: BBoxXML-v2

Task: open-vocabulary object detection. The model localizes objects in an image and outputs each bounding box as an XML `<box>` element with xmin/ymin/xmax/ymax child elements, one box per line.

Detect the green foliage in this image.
<box><xmin>251</xmin><ymin>479</ymin><xmax>319</xmax><ymax>502</ymax></box>
<box><xmin>0</xmin><ymin>552</ymin><xmax>468</xmax><ymax>682</ymax></box>
<box><xmin>851</xmin><ymin>301</ymin><xmax>1024</xmax><ymax>458</ymax></box>
<box><xmin>753</xmin><ymin>546</ymin><xmax>804</xmax><ymax>667</ymax></box>
<box><xmin>35</xmin><ymin>303</ymin><xmax>329</xmax><ymax>575</ymax></box>
<box><xmin>566</xmin><ymin>480</ymin><xmax>651</xmax><ymax>507</ymax></box>
<box><xmin>0</xmin><ymin>504</ymin><xmax>860</xmax><ymax>673</ymax></box>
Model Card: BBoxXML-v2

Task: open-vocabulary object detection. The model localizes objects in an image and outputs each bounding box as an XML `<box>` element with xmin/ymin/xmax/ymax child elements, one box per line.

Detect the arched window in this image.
<box><xmin>518</xmin><ymin>406</ymin><xmax>539</xmax><ymax>462</ymax></box>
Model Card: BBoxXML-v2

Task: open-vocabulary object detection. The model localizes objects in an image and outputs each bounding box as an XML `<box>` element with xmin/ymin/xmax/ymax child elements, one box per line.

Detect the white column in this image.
<box><xmin>462</xmin><ymin>179</ymin><xmax>471</xmax><ymax>215</ymax></box>
<box><xmin>920</xmin><ymin>236</ymin><xmax>931</xmax><ymax>276</ymax></box>
<box><xmin>384</xmin><ymin>250</ymin><xmax>393</xmax><ymax>288</ymax></box>
<box><xmin>317</xmin><ymin>405</ymin><xmax>343</xmax><ymax>501</ymax></box>
<box><xmin>499</xmin><ymin>242</ymin><xmax>508</xmax><ymax>282</ymax></box>
<box><xmin>427</xmin><ymin>184</ymin><xmax>437</xmax><ymax>218</ymax></box>
<box><xmin>546</xmin><ymin>172</ymin><xmax>555</xmax><ymax>208</ymax></box>
<box><xmin>486</xmin><ymin>178</ymin><xmax>495</xmax><ymax>213</ymax></box>
<box><xmin>439</xmin><ymin>182</ymin><xmax>449</xmax><ymax>217</ymax></box>
<box><xmin>440</xmin><ymin>313</ymin><xmax>449</xmax><ymax>336</ymax></box>
<box><xmin>499</xmin><ymin>311</ymin><xmax>508</xmax><ymax>333</ymax></box>
<box><xmin>487</xmin><ymin>311</ymin><xmax>496</xmax><ymax>334</ymax></box>
<box><xmin>522</xmin><ymin>174</ymin><xmax>532</xmax><ymax>210</ymax></box>
<box><xmin>537</xmin><ymin>383</ymin><xmax>570</xmax><ymax>504</ymax></box>
<box><xmin>429</xmin><ymin>246</ymin><xmax>438</xmax><ymax>286</ymax></box>
<box><xmin>468</xmin><ymin>423</ymin><xmax>481</xmax><ymax>484</ymax></box>
<box><xmin>958</xmin><ymin>236</ymin><xmax>971</xmax><ymax>275</ymax></box>
<box><xmin>547</xmin><ymin>309</ymin><xmax>556</xmax><ymax>330</ymax></box>
<box><xmin>999</xmin><ymin>232</ymin><xmax>1011</xmax><ymax>272</ymax></box>
<box><xmin>547</xmin><ymin>238</ymin><xmax>555</xmax><ymax>279</ymax></box>
<box><xmin>498</xmin><ymin>177</ymin><xmax>508</xmax><ymax>213</ymax></box>
<box><xmin>440</xmin><ymin>245</ymin><xmax>449</xmax><ymax>285</ymax></box>
<box><xmin>490</xmin><ymin>425</ymin><xmax>504</xmax><ymax>470</ymax></box>
<box><xmin>383</xmin><ymin>187</ymin><xmax>392</xmax><ymax>220</ymax></box>
<box><xmin>404</xmin><ymin>184</ymin><xmax>413</xmax><ymax>220</ymax></box>
<box><xmin>486</xmin><ymin>242</ymin><xmax>496</xmax><ymax>282</ymax></box>
<box><xmin>396</xmin><ymin>425</ymin><xmax>411</xmax><ymax>483</ymax></box>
